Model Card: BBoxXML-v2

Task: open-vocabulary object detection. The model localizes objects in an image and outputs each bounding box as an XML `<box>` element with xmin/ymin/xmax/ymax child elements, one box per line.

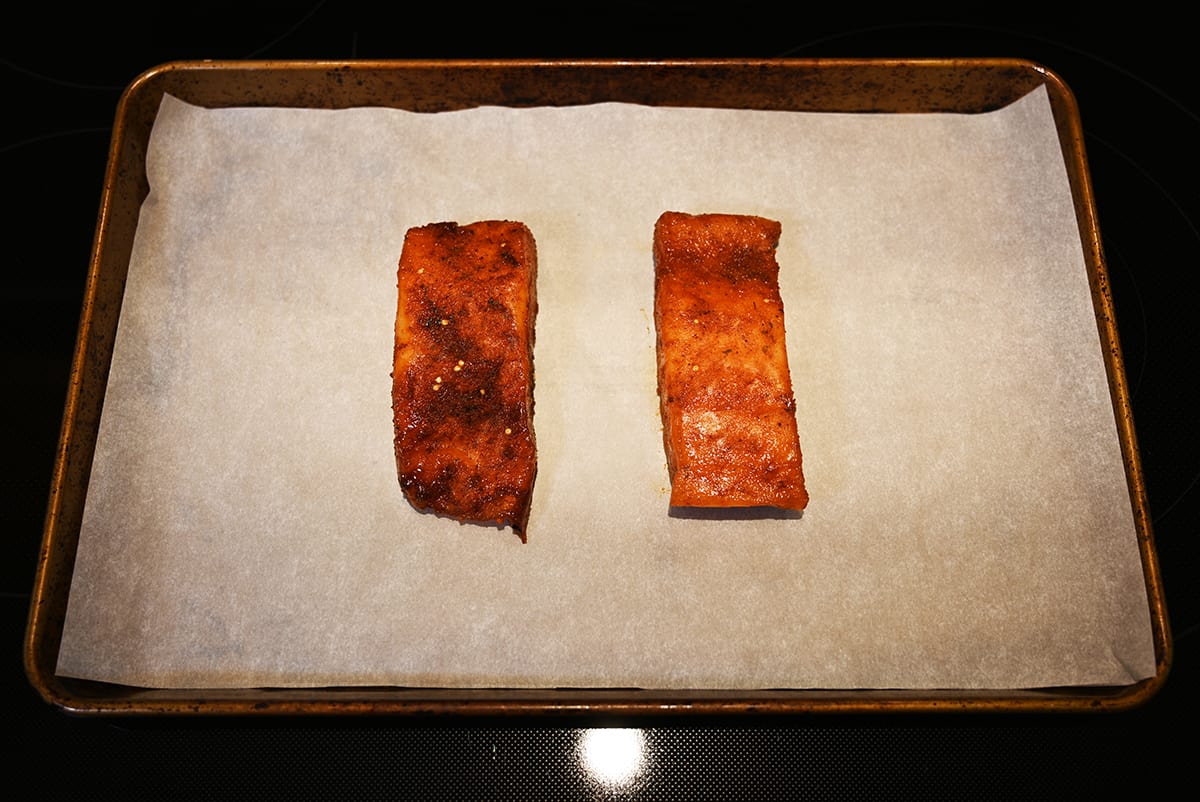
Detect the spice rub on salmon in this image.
<box><xmin>392</xmin><ymin>220</ymin><xmax>538</xmax><ymax>540</ymax></box>
<box><xmin>653</xmin><ymin>211</ymin><xmax>808</xmax><ymax>510</ymax></box>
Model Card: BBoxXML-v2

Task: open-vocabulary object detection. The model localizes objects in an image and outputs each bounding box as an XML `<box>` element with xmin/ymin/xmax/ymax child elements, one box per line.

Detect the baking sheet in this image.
<box><xmin>55</xmin><ymin>86</ymin><xmax>1157</xmax><ymax>690</ymax></box>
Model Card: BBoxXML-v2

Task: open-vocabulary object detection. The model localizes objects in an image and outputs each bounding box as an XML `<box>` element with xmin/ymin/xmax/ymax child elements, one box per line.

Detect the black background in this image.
<box><xmin>5</xmin><ymin>3</ymin><xmax>1196</xmax><ymax>796</ymax></box>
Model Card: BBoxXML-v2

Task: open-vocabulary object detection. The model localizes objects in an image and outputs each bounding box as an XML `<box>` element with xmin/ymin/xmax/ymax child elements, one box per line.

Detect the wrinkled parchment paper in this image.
<box><xmin>56</xmin><ymin>88</ymin><xmax>1156</xmax><ymax>689</ymax></box>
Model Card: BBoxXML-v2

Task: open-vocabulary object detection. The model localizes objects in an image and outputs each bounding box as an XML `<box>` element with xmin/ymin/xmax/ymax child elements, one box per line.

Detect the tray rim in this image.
<box><xmin>24</xmin><ymin>57</ymin><xmax>1172</xmax><ymax>717</ymax></box>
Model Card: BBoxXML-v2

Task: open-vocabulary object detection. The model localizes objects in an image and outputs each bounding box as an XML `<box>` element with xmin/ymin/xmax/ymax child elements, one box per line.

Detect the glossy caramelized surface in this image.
<box><xmin>654</xmin><ymin>212</ymin><xmax>808</xmax><ymax>510</ymax></box>
<box><xmin>392</xmin><ymin>221</ymin><xmax>538</xmax><ymax>540</ymax></box>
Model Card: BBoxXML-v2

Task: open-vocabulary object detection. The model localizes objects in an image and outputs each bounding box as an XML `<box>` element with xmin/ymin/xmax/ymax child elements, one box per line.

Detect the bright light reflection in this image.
<box><xmin>578</xmin><ymin>728</ymin><xmax>646</xmax><ymax>788</ymax></box>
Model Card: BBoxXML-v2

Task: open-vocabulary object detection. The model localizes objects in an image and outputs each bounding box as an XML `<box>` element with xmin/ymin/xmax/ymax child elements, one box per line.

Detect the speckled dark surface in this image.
<box><xmin>5</xmin><ymin>4</ymin><xmax>1196</xmax><ymax>794</ymax></box>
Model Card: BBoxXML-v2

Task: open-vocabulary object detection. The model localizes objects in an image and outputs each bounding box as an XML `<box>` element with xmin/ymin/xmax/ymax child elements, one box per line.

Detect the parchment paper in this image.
<box><xmin>56</xmin><ymin>87</ymin><xmax>1157</xmax><ymax>689</ymax></box>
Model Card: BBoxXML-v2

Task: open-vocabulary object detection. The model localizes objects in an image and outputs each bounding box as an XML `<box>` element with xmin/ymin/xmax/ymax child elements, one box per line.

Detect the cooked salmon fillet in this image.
<box><xmin>392</xmin><ymin>220</ymin><xmax>538</xmax><ymax>540</ymax></box>
<box><xmin>653</xmin><ymin>211</ymin><xmax>808</xmax><ymax>510</ymax></box>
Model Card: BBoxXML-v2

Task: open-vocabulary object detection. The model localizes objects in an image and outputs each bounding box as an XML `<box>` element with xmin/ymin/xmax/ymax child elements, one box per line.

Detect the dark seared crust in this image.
<box><xmin>392</xmin><ymin>220</ymin><xmax>537</xmax><ymax>540</ymax></box>
<box><xmin>653</xmin><ymin>211</ymin><xmax>808</xmax><ymax>510</ymax></box>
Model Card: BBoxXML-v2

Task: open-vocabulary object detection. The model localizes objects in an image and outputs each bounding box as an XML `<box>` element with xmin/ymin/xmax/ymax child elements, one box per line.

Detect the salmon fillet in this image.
<box><xmin>392</xmin><ymin>220</ymin><xmax>538</xmax><ymax>540</ymax></box>
<box><xmin>653</xmin><ymin>211</ymin><xmax>808</xmax><ymax>510</ymax></box>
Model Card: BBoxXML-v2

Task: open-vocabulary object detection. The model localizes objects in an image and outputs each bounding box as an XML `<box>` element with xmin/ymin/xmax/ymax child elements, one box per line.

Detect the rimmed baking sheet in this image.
<box><xmin>26</xmin><ymin>60</ymin><xmax>1169</xmax><ymax>714</ymax></box>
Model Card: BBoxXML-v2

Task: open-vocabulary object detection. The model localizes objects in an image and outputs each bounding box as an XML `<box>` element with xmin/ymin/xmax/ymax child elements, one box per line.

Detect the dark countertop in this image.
<box><xmin>5</xmin><ymin>5</ymin><xmax>1195</xmax><ymax>794</ymax></box>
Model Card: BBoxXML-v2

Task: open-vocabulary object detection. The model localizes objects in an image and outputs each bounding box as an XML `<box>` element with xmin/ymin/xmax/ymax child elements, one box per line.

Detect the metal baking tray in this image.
<box><xmin>25</xmin><ymin>59</ymin><xmax>1170</xmax><ymax>715</ymax></box>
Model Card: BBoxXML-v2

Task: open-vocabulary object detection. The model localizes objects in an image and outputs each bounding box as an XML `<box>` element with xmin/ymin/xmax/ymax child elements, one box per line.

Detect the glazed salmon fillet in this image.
<box><xmin>392</xmin><ymin>220</ymin><xmax>538</xmax><ymax>540</ymax></box>
<box><xmin>653</xmin><ymin>211</ymin><xmax>808</xmax><ymax>510</ymax></box>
